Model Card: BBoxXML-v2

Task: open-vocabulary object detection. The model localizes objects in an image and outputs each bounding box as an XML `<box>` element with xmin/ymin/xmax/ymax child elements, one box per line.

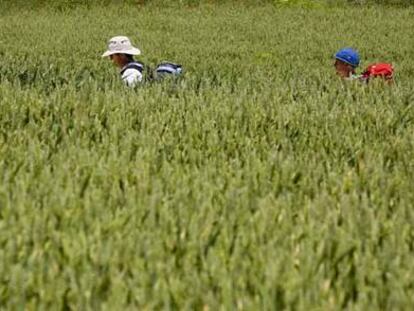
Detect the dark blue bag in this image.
<box><xmin>155</xmin><ymin>62</ymin><xmax>183</xmax><ymax>80</ymax></box>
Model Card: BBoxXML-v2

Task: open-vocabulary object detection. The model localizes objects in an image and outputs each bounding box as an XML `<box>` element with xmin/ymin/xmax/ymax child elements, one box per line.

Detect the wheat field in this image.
<box><xmin>0</xmin><ymin>2</ymin><xmax>414</xmax><ymax>310</ymax></box>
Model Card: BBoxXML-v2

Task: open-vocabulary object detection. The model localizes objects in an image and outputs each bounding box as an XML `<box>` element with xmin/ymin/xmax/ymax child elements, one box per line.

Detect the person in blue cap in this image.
<box><xmin>334</xmin><ymin>47</ymin><xmax>361</xmax><ymax>80</ymax></box>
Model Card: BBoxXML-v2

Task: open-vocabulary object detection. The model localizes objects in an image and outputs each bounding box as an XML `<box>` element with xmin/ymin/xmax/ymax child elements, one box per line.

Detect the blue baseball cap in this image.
<box><xmin>335</xmin><ymin>48</ymin><xmax>360</xmax><ymax>68</ymax></box>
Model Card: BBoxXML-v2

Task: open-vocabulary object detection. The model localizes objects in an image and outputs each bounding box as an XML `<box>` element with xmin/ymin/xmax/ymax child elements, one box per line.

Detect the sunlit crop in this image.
<box><xmin>0</xmin><ymin>2</ymin><xmax>413</xmax><ymax>309</ymax></box>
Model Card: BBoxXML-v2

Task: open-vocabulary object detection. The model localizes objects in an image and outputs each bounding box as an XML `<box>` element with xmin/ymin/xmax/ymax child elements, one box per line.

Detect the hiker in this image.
<box><xmin>334</xmin><ymin>47</ymin><xmax>394</xmax><ymax>83</ymax></box>
<box><xmin>102</xmin><ymin>36</ymin><xmax>183</xmax><ymax>87</ymax></box>
<box><xmin>334</xmin><ymin>48</ymin><xmax>361</xmax><ymax>80</ymax></box>
<box><xmin>102</xmin><ymin>36</ymin><xmax>144</xmax><ymax>87</ymax></box>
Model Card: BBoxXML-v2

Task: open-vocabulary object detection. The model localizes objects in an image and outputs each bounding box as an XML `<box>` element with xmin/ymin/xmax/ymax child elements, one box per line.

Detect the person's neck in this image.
<box><xmin>119</xmin><ymin>60</ymin><xmax>130</xmax><ymax>69</ymax></box>
<box><xmin>119</xmin><ymin>56</ymin><xmax>135</xmax><ymax>69</ymax></box>
<box><xmin>348</xmin><ymin>70</ymin><xmax>356</xmax><ymax>77</ymax></box>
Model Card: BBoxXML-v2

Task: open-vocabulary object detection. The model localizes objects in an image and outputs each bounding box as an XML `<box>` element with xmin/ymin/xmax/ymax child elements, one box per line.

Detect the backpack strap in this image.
<box><xmin>120</xmin><ymin>61</ymin><xmax>144</xmax><ymax>76</ymax></box>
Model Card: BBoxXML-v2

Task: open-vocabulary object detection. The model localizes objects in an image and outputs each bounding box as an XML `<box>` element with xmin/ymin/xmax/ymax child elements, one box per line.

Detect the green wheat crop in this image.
<box><xmin>0</xmin><ymin>2</ymin><xmax>414</xmax><ymax>310</ymax></box>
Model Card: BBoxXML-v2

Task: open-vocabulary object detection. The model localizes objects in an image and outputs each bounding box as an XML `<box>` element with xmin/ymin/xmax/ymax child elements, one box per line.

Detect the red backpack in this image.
<box><xmin>361</xmin><ymin>63</ymin><xmax>394</xmax><ymax>81</ymax></box>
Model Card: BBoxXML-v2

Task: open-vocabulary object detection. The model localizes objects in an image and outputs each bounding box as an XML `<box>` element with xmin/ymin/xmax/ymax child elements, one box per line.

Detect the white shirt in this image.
<box><xmin>121</xmin><ymin>67</ymin><xmax>143</xmax><ymax>87</ymax></box>
<box><xmin>345</xmin><ymin>73</ymin><xmax>363</xmax><ymax>82</ymax></box>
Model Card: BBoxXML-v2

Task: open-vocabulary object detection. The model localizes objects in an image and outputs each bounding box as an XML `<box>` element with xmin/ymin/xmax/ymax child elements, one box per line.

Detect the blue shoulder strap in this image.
<box><xmin>121</xmin><ymin>61</ymin><xmax>144</xmax><ymax>75</ymax></box>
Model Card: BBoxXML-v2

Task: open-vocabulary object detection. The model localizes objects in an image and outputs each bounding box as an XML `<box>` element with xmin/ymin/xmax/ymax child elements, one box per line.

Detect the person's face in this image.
<box><xmin>110</xmin><ymin>54</ymin><xmax>127</xmax><ymax>68</ymax></box>
<box><xmin>334</xmin><ymin>59</ymin><xmax>354</xmax><ymax>78</ymax></box>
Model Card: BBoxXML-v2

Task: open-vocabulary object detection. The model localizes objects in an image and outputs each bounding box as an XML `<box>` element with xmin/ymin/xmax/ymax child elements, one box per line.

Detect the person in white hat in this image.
<box><xmin>102</xmin><ymin>36</ymin><xmax>144</xmax><ymax>87</ymax></box>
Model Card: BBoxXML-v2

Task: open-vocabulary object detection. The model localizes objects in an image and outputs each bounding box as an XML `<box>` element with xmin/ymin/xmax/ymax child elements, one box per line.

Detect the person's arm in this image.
<box><xmin>121</xmin><ymin>68</ymin><xmax>143</xmax><ymax>87</ymax></box>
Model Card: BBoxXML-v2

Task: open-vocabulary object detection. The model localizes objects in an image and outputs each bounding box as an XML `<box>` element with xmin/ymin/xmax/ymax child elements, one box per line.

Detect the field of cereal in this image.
<box><xmin>1</xmin><ymin>2</ymin><xmax>414</xmax><ymax>309</ymax></box>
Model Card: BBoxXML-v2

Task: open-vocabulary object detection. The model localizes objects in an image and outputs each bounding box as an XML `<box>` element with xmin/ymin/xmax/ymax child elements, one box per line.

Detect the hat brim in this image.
<box><xmin>102</xmin><ymin>47</ymin><xmax>141</xmax><ymax>58</ymax></box>
<box><xmin>335</xmin><ymin>55</ymin><xmax>358</xmax><ymax>68</ymax></box>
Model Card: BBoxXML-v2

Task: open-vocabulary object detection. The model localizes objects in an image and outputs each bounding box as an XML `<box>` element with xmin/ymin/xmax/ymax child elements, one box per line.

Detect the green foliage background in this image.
<box><xmin>1</xmin><ymin>1</ymin><xmax>414</xmax><ymax>310</ymax></box>
<box><xmin>2</xmin><ymin>0</ymin><xmax>414</xmax><ymax>8</ymax></box>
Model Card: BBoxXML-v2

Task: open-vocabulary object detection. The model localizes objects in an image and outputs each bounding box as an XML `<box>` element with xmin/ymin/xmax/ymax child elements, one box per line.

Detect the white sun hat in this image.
<box><xmin>102</xmin><ymin>36</ymin><xmax>141</xmax><ymax>57</ymax></box>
